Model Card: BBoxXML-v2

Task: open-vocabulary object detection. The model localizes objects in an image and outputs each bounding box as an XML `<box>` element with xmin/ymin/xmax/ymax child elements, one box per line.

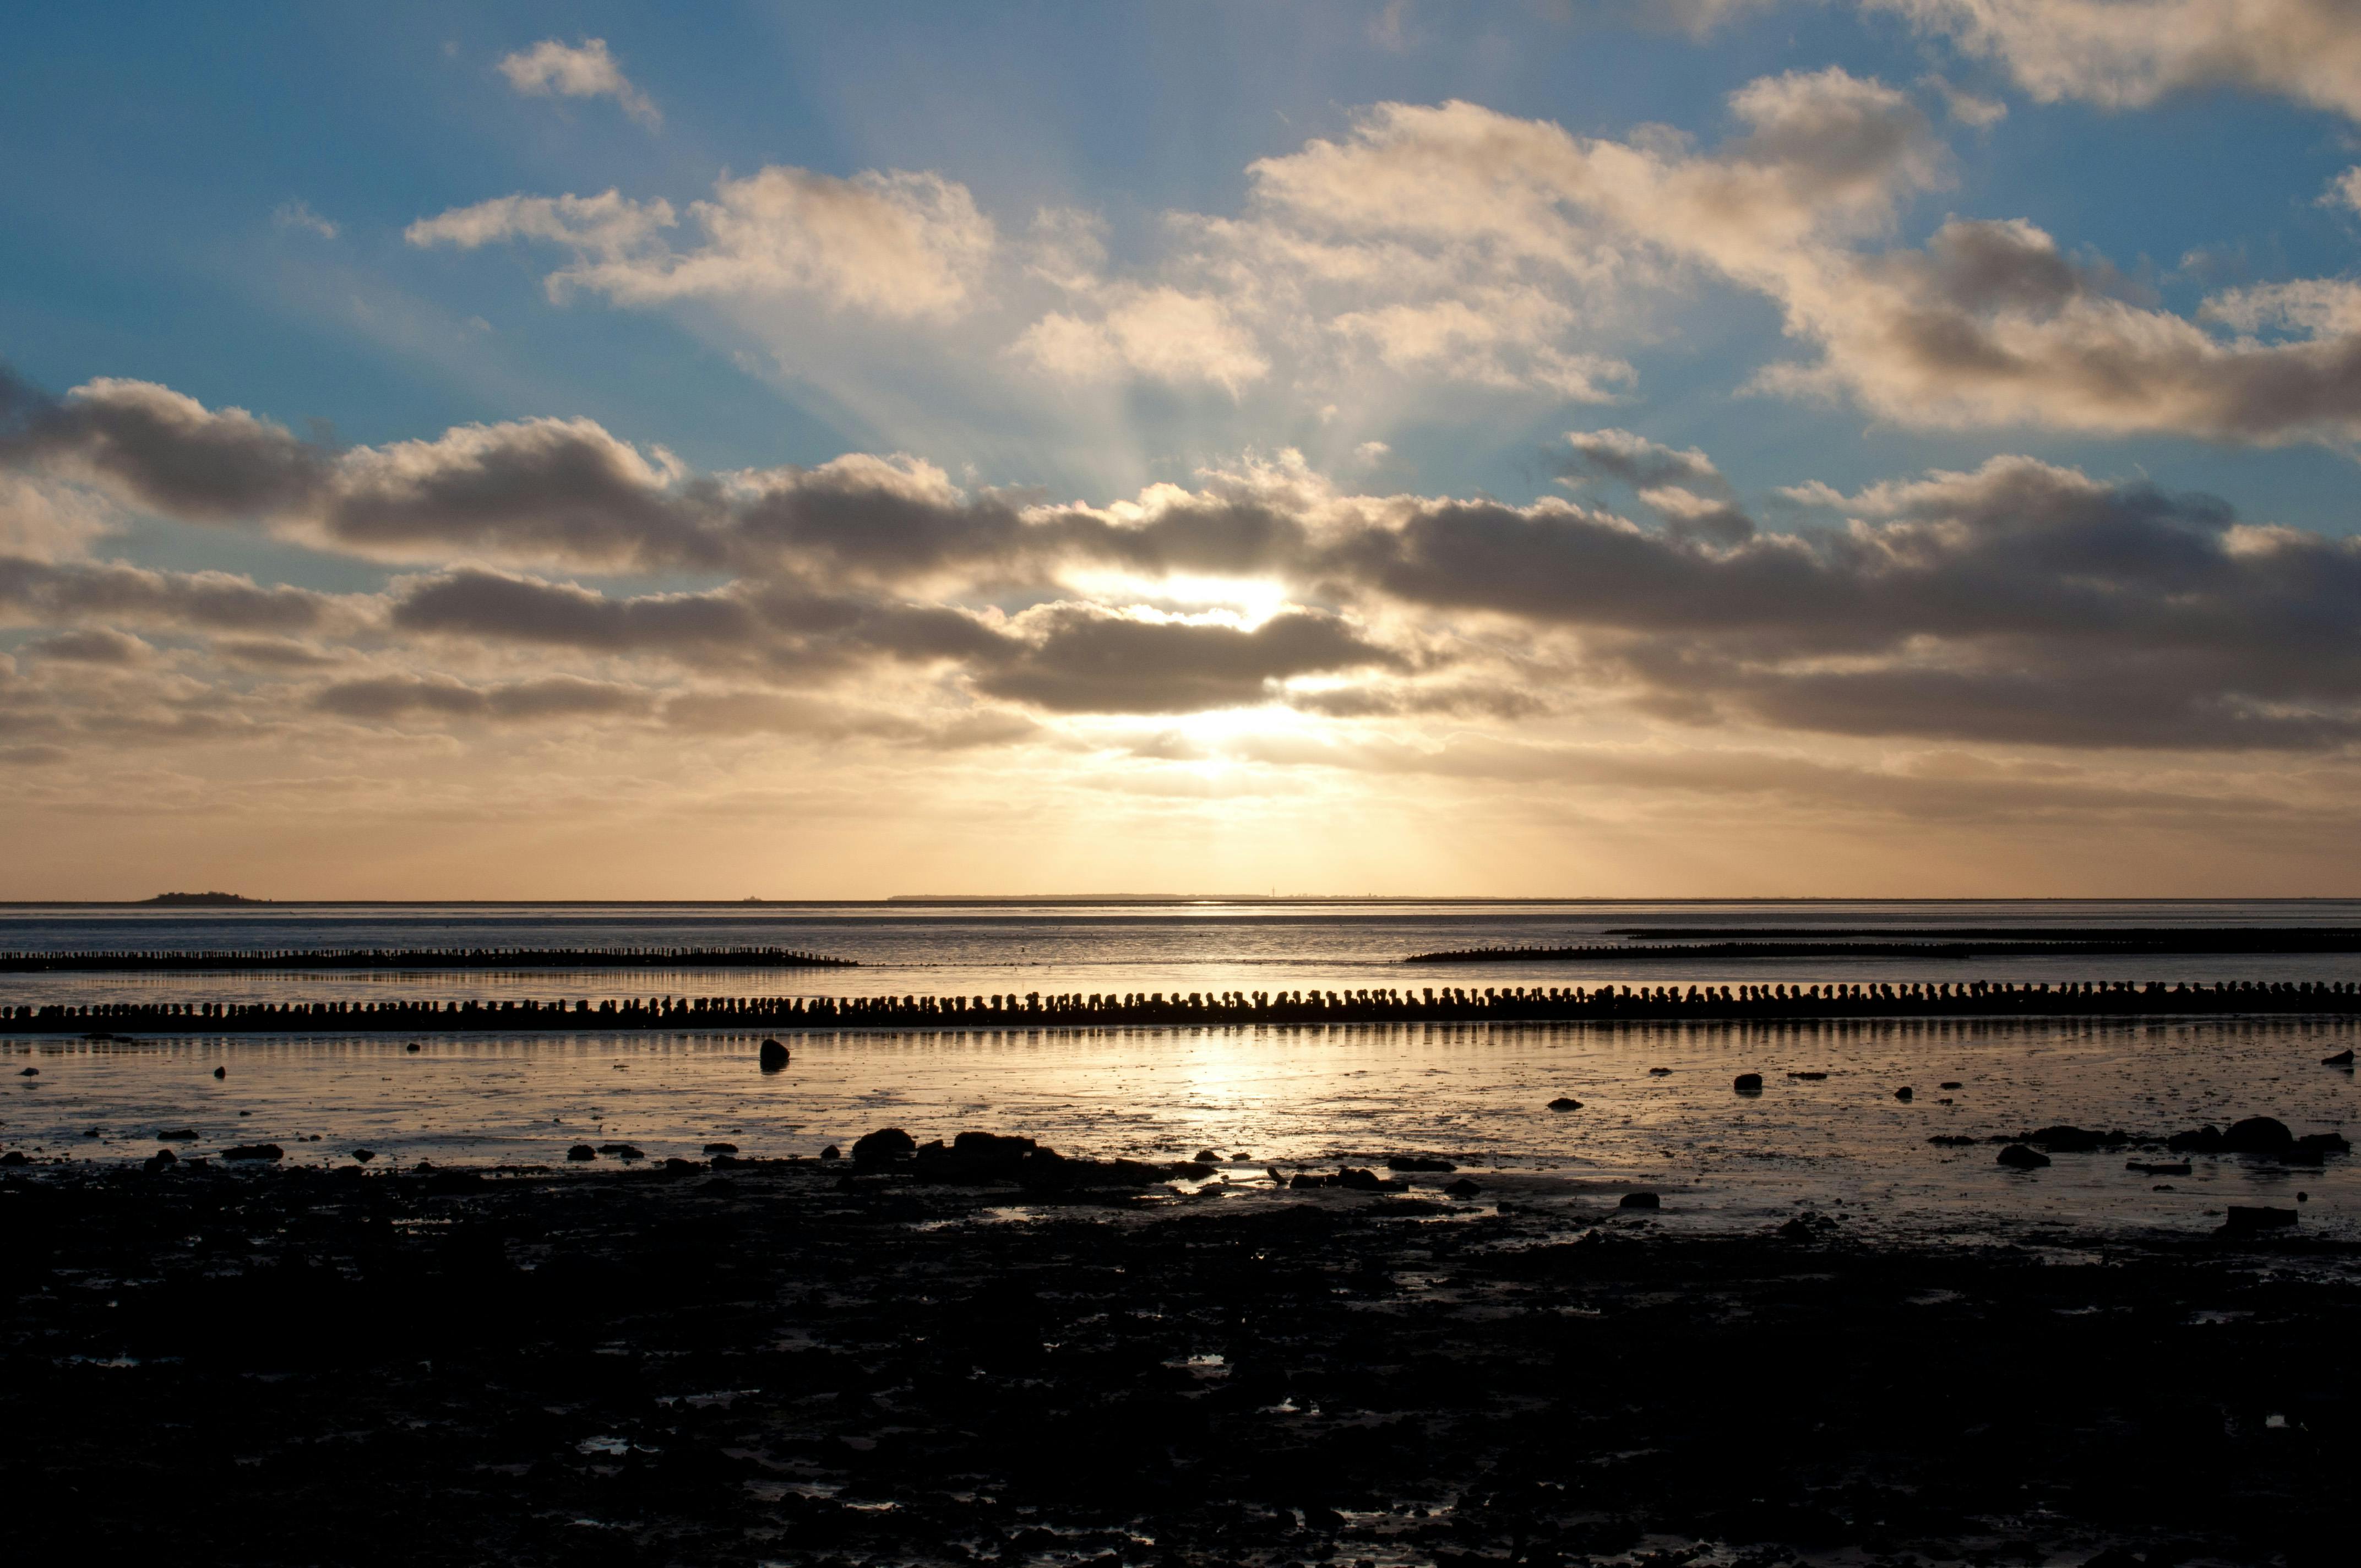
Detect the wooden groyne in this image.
<box><xmin>0</xmin><ymin>946</ymin><xmax>859</xmax><ymax>974</ymax></box>
<box><xmin>1407</xmin><ymin>928</ymin><xmax>2361</xmax><ymax>963</ymax></box>
<box><xmin>6</xmin><ymin>978</ymin><xmax>2358</xmax><ymax>1036</ymax></box>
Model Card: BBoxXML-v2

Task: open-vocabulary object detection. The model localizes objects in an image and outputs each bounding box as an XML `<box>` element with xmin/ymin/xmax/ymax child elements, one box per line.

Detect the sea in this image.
<box><xmin>4</xmin><ymin>899</ymin><xmax>2356</xmax><ymax>1246</ymax></box>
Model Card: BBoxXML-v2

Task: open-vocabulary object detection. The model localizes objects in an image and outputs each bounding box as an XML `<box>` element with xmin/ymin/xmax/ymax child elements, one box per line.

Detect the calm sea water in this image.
<box><xmin>4</xmin><ymin>902</ymin><xmax>2356</xmax><ymax>1244</ymax></box>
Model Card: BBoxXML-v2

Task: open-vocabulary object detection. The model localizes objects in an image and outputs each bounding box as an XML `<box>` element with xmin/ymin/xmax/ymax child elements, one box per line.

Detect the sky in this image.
<box><xmin>5</xmin><ymin>0</ymin><xmax>2361</xmax><ymax>899</ymax></box>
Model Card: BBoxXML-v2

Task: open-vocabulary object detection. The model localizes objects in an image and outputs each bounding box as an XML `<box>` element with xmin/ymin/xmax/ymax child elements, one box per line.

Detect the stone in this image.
<box><xmin>2325</xmin><ymin>1049</ymin><xmax>2355</xmax><ymax>1065</ymax></box>
<box><xmin>1996</xmin><ymin>1144</ymin><xmax>2051</xmax><ymax>1169</ymax></box>
<box><xmin>703</xmin><ymin>1142</ymin><xmax>739</xmax><ymax>1155</ymax></box>
<box><xmin>212</xmin><ymin>1066</ymin><xmax>225</xmax><ymax>1079</ymax></box>
<box><xmin>2220</xmin><ymin>1206</ymin><xmax>2298</xmax><ymax>1235</ymax></box>
<box><xmin>851</xmin><ymin>1127</ymin><xmax>917</xmax><ymax>1166</ymax></box>
<box><xmin>1332</xmin><ymin>1167</ymin><xmax>1406</xmax><ymax>1193</ymax></box>
<box><xmin>1444</xmin><ymin>1177</ymin><xmax>1483</xmax><ymax>1198</ymax></box>
<box><xmin>1647</xmin><ymin>1066</ymin><xmax>1672</xmax><ymax>1075</ymax></box>
<box><xmin>1789</xmin><ymin>1071</ymin><xmax>1827</xmax><ymax>1080</ymax></box>
<box><xmin>2219</xmin><ymin>1116</ymin><xmax>2295</xmax><ymax>1153</ymax></box>
<box><xmin>221</xmin><ymin>1144</ymin><xmax>284</xmax><ymax>1162</ymax></box>
<box><xmin>2030</xmin><ymin>1125</ymin><xmax>2114</xmax><ymax>1152</ymax></box>
<box><xmin>0</xmin><ymin>1151</ymin><xmax>25</xmax><ymax>1166</ymax></box>
<box><xmin>145</xmin><ymin>1148</ymin><xmax>177</xmax><ymax>1170</ymax></box>
<box><xmin>758</xmin><ymin>1038</ymin><xmax>790</xmax><ymax>1071</ymax></box>
<box><xmin>1619</xmin><ymin>1191</ymin><xmax>1661</xmax><ymax>1210</ymax></box>
<box><xmin>405</xmin><ymin>1042</ymin><xmax>420</xmax><ymax>1053</ymax></box>
<box><xmin>18</xmin><ymin>1067</ymin><xmax>36</xmax><ymax>1076</ymax></box>
<box><xmin>2295</xmin><ymin>1132</ymin><xmax>2352</xmax><ymax>1156</ymax></box>
<box><xmin>351</xmin><ymin>1148</ymin><xmax>375</xmax><ymax>1163</ymax></box>
<box><xmin>1385</xmin><ymin>1155</ymin><xmax>1456</xmax><ymax>1172</ymax></box>
<box><xmin>1894</xmin><ymin>1086</ymin><xmax>1914</xmax><ymax>1101</ymax></box>
<box><xmin>567</xmin><ymin>1144</ymin><xmax>597</xmax><ymax>1161</ymax></box>
<box><xmin>1940</xmin><ymin>1081</ymin><xmax>1963</xmax><ymax>1090</ymax></box>
<box><xmin>662</xmin><ymin>1157</ymin><xmax>700</xmax><ymax>1174</ymax></box>
<box><xmin>1733</xmin><ymin>1073</ymin><xmax>1763</xmax><ymax>1093</ymax></box>
<box><xmin>2127</xmin><ymin>1161</ymin><xmax>2191</xmax><ymax>1176</ymax></box>
<box><xmin>819</xmin><ymin>1144</ymin><xmax>841</xmax><ymax>1160</ymax></box>
<box><xmin>158</xmin><ymin>1128</ymin><xmax>195</xmax><ymax>1140</ymax></box>
<box><xmin>1546</xmin><ymin>1097</ymin><xmax>1582</xmax><ymax>1111</ymax></box>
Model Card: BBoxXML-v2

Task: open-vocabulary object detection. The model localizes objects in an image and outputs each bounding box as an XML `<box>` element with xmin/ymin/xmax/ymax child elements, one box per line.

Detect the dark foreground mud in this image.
<box><xmin>4</xmin><ymin>1159</ymin><xmax>2355</xmax><ymax>1567</ymax></box>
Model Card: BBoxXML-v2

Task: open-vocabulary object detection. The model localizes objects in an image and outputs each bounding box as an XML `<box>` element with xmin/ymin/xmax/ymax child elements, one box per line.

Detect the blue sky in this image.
<box><xmin>6</xmin><ymin>2</ymin><xmax>2361</xmax><ymax>897</ymax></box>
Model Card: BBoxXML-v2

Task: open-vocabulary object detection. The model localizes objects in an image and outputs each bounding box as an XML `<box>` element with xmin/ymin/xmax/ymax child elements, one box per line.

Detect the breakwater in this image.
<box><xmin>1407</xmin><ymin>928</ymin><xmax>2361</xmax><ymax>963</ymax></box>
<box><xmin>6</xmin><ymin>977</ymin><xmax>2358</xmax><ymax>1036</ymax></box>
<box><xmin>0</xmin><ymin>945</ymin><xmax>859</xmax><ymax>974</ymax></box>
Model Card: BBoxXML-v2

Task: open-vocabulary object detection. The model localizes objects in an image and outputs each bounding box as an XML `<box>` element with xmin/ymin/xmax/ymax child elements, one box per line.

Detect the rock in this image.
<box><xmin>1385</xmin><ymin>1155</ymin><xmax>1456</xmax><ymax>1172</ymax></box>
<box><xmin>1789</xmin><ymin>1071</ymin><xmax>1827</xmax><ymax>1081</ymax></box>
<box><xmin>702</xmin><ymin>1142</ymin><xmax>739</xmax><ymax>1155</ymax></box>
<box><xmin>1332</xmin><ymin>1167</ymin><xmax>1406</xmax><ymax>1193</ymax></box>
<box><xmin>1733</xmin><ymin>1073</ymin><xmax>1763</xmax><ymax>1093</ymax></box>
<box><xmin>2030</xmin><ymin>1125</ymin><xmax>2117</xmax><ymax>1152</ymax></box>
<box><xmin>567</xmin><ymin>1144</ymin><xmax>597</xmax><ymax>1161</ymax></box>
<box><xmin>1444</xmin><ymin>1177</ymin><xmax>1483</xmax><ymax>1197</ymax></box>
<box><xmin>405</xmin><ymin>1042</ymin><xmax>421</xmax><ymax>1053</ymax></box>
<box><xmin>2166</xmin><ymin>1124</ymin><xmax>2222</xmax><ymax>1153</ymax></box>
<box><xmin>221</xmin><ymin>1144</ymin><xmax>284</xmax><ymax>1162</ymax></box>
<box><xmin>2127</xmin><ymin>1161</ymin><xmax>2191</xmax><ymax>1176</ymax></box>
<box><xmin>144</xmin><ymin>1148</ymin><xmax>177</xmax><ymax>1171</ymax></box>
<box><xmin>158</xmin><ymin>1127</ymin><xmax>195</xmax><ymax>1140</ymax></box>
<box><xmin>913</xmin><ymin>1131</ymin><xmax>1041</xmax><ymax>1182</ymax></box>
<box><xmin>662</xmin><ymin>1157</ymin><xmax>701</xmax><ymax>1174</ymax></box>
<box><xmin>1289</xmin><ymin>1172</ymin><xmax>1326</xmax><ymax>1189</ymax></box>
<box><xmin>1195</xmin><ymin>1148</ymin><xmax>1219</xmax><ymax>1162</ymax></box>
<box><xmin>851</xmin><ymin>1127</ymin><xmax>917</xmax><ymax>1167</ymax></box>
<box><xmin>2220</xmin><ymin>1206</ymin><xmax>2298</xmax><ymax>1235</ymax></box>
<box><xmin>1996</xmin><ymin>1144</ymin><xmax>2051</xmax><ymax>1169</ymax></box>
<box><xmin>608</xmin><ymin>1144</ymin><xmax>645</xmax><ymax>1161</ymax></box>
<box><xmin>1619</xmin><ymin>1191</ymin><xmax>1661</xmax><ymax>1210</ymax></box>
<box><xmin>1894</xmin><ymin>1086</ymin><xmax>1914</xmax><ymax>1101</ymax></box>
<box><xmin>212</xmin><ymin>1066</ymin><xmax>225</xmax><ymax>1079</ymax></box>
<box><xmin>1940</xmin><ymin>1081</ymin><xmax>1963</xmax><ymax>1089</ymax></box>
<box><xmin>819</xmin><ymin>1144</ymin><xmax>841</xmax><ymax>1160</ymax></box>
<box><xmin>1777</xmin><ymin>1212</ymin><xmax>1838</xmax><ymax>1240</ymax></box>
<box><xmin>18</xmin><ymin>1067</ymin><xmax>36</xmax><ymax>1076</ymax></box>
<box><xmin>1546</xmin><ymin>1097</ymin><xmax>1582</xmax><ymax>1111</ymax></box>
<box><xmin>2324</xmin><ymin>1049</ymin><xmax>2355</xmax><ymax>1065</ymax></box>
<box><xmin>1647</xmin><ymin>1066</ymin><xmax>1672</xmax><ymax>1076</ymax></box>
<box><xmin>351</xmin><ymin>1148</ymin><xmax>375</xmax><ymax>1163</ymax></box>
<box><xmin>758</xmin><ymin>1038</ymin><xmax>790</xmax><ymax>1071</ymax></box>
<box><xmin>0</xmin><ymin>1151</ymin><xmax>25</xmax><ymax>1166</ymax></box>
<box><xmin>2219</xmin><ymin>1116</ymin><xmax>2296</xmax><ymax>1153</ymax></box>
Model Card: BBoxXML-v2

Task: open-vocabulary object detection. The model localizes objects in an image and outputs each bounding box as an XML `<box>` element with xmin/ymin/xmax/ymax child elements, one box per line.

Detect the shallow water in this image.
<box><xmin>8</xmin><ymin>1015</ymin><xmax>2355</xmax><ymax>1246</ymax></box>
<box><xmin>7</xmin><ymin>897</ymin><xmax>2360</xmax><ymax>1008</ymax></box>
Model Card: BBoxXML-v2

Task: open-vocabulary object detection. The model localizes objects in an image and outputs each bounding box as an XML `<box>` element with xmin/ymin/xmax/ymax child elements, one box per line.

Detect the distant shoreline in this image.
<box><xmin>2</xmin><ymin>896</ymin><xmax>2355</xmax><ymax>910</ymax></box>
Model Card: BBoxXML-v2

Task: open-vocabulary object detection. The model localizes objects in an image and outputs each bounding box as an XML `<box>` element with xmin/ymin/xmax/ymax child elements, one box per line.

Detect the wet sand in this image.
<box><xmin>5</xmin><ymin>1153</ymin><xmax>2355</xmax><ymax>1566</ymax></box>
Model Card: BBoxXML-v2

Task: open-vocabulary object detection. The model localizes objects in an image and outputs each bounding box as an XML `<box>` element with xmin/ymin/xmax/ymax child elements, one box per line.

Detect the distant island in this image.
<box><xmin>141</xmin><ymin>891</ymin><xmax>264</xmax><ymax>906</ymax></box>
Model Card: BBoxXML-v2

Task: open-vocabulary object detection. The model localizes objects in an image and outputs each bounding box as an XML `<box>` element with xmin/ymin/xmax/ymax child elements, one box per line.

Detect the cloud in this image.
<box><xmin>971</xmin><ymin>605</ymin><xmax>1411</xmax><ymax>714</ymax></box>
<box><xmin>312</xmin><ymin>673</ymin><xmax>651</xmax><ymax>724</ymax></box>
<box><xmin>0</xmin><ymin>555</ymin><xmax>334</xmax><ymax>633</ymax></box>
<box><xmin>272</xmin><ymin>200</ymin><xmax>339</xmax><ymax>239</ymax></box>
<box><xmin>1756</xmin><ymin>216</ymin><xmax>2361</xmax><ymax>443</ymax></box>
<box><xmin>2326</xmin><ymin>166</ymin><xmax>2361</xmax><ymax>214</ymax></box>
<box><xmin>26</xmin><ymin>627</ymin><xmax>154</xmax><ymax>665</ymax></box>
<box><xmin>496</xmin><ymin>37</ymin><xmax>661</xmax><ymax>128</ymax></box>
<box><xmin>1013</xmin><ymin>286</ymin><xmax>1270</xmax><ymax>393</ymax></box>
<box><xmin>410</xmin><ymin>166</ymin><xmax>994</xmax><ymax>320</ymax></box>
<box><xmin>1875</xmin><ymin>0</ymin><xmax>2361</xmax><ymax>121</ymax></box>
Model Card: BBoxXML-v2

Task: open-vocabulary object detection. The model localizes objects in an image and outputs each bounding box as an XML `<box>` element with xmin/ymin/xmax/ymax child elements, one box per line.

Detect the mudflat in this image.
<box><xmin>4</xmin><ymin>1156</ymin><xmax>2353</xmax><ymax>1567</ymax></box>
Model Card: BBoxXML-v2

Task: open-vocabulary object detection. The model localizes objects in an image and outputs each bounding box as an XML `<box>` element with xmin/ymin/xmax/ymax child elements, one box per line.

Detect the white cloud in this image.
<box><xmin>409</xmin><ymin>167</ymin><xmax>994</xmax><ymax>321</ymax></box>
<box><xmin>2322</xmin><ymin>165</ymin><xmax>2361</xmax><ymax>214</ymax></box>
<box><xmin>271</xmin><ymin>199</ymin><xmax>339</xmax><ymax>239</ymax></box>
<box><xmin>1874</xmin><ymin>0</ymin><xmax>2361</xmax><ymax>121</ymax></box>
<box><xmin>496</xmin><ymin>37</ymin><xmax>661</xmax><ymax>129</ymax></box>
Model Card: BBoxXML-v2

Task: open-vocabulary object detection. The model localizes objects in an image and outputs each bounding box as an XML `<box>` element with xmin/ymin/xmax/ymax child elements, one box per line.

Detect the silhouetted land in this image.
<box><xmin>1411</xmin><ymin>927</ymin><xmax>2361</xmax><ymax>962</ymax></box>
<box><xmin>3</xmin><ymin>1156</ymin><xmax>2352</xmax><ymax>1565</ymax></box>
<box><xmin>6</xmin><ymin>977</ymin><xmax>2357</xmax><ymax>1035</ymax></box>
<box><xmin>0</xmin><ymin>946</ymin><xmax>861</xmax><ymax>974</ymax></box>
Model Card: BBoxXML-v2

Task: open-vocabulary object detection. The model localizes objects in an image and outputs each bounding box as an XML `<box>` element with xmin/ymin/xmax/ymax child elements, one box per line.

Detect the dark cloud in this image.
<box><xmin>972</xmin><ymin>606</ymin><xmax>1408</xmax><ymax>714</ymax></box>
<box><xmin>26</xmin><ymin>627</ymin><xmax>153</xmax><ymax>665</ymax></box>
<box><xmin>0</xmin><ymin>372</ymin><xmax>330</xmax><ymax>519</ymax></box>
<box><xmin>312</xmin><ymin>674</ymin><xmax>649</xmax><ymax>723</ymax></box>
<box><xmin>0</xmin><ymin>555</ymin><xmax>331</xmax><ymax>633</ymax></box>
